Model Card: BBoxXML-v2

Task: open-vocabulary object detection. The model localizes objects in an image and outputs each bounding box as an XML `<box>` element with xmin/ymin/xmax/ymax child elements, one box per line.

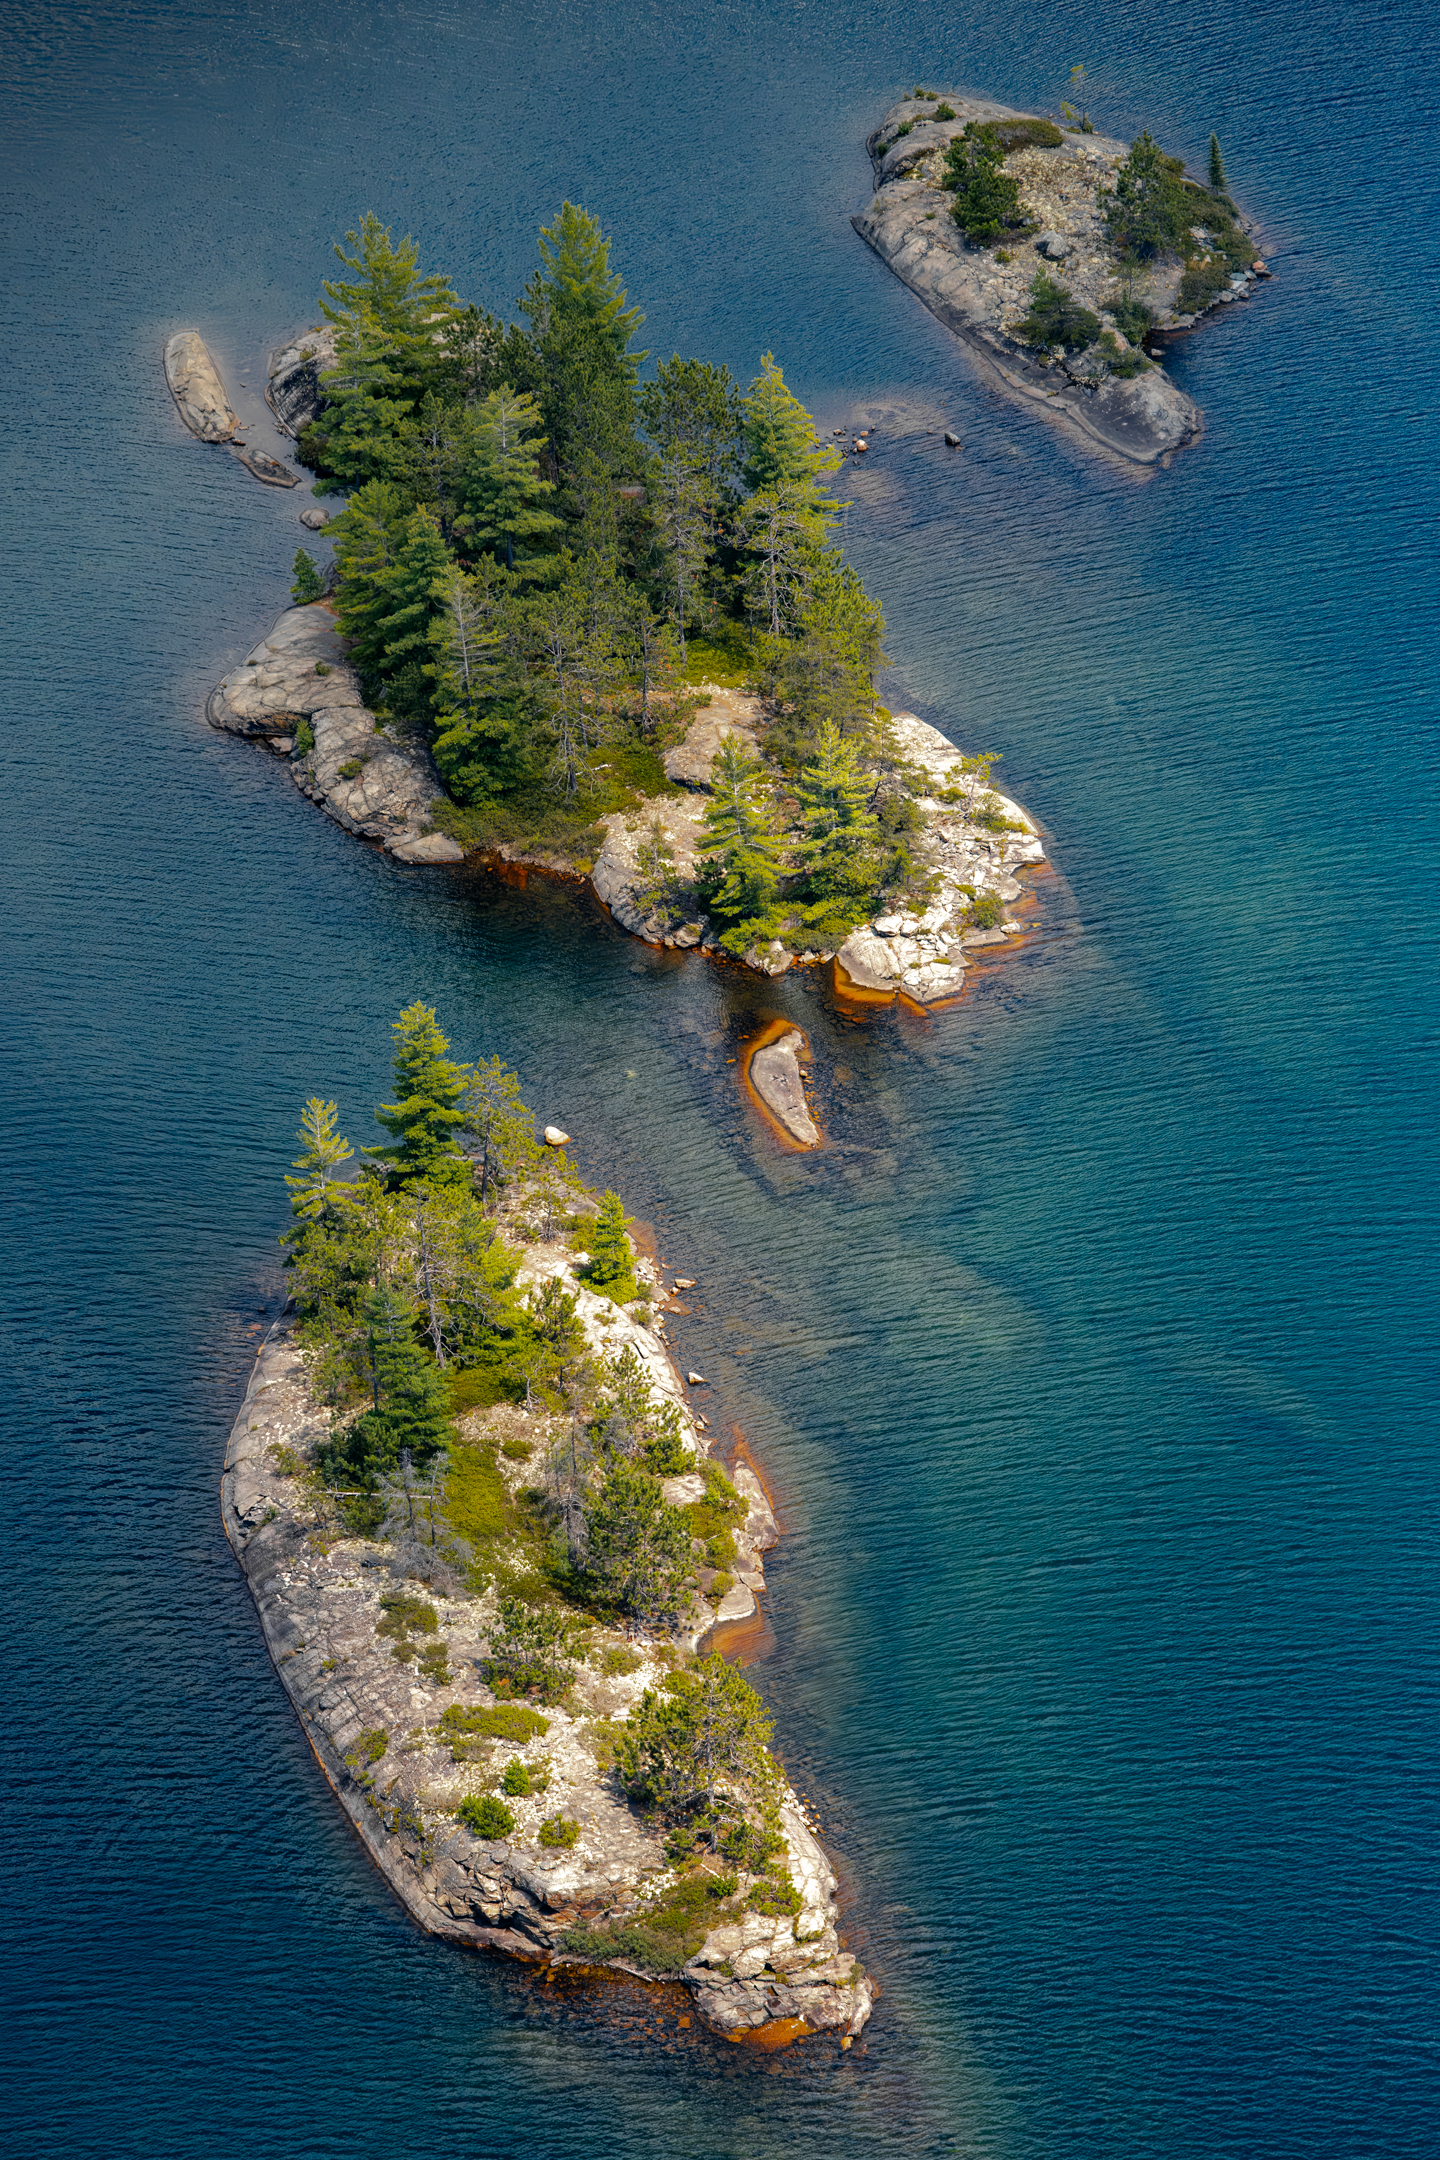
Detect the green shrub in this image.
<box><xmin>1177</xmin><ymin>254</ymin><xmax>1233</xmax><ymax>313</ymax></box>
<box><xmin>970</xmin><ymin>891</ymin><xmax>1005</xmax><ymax>929</ymax></box>
<box><xmin>538</xmin><ymin>1814</ymin><xmax>580</xmax><ymax>1848</ymax></box>
<box><xmin>377</xmin><ymin>1592</ymin><xmax>438</xmax><ymax>1640</ymax></box>
<box><xmin>502</xmin><ymin>1755</ymin><xmax>550</xmax><ymax>1796</ymax></box>
<box><xmin>458</xmin><ymin>1794</ymin><xmax>515</xmax><ymax>1839</ymax></box>
<box><xmin>1094</xmin><ymin>330</ymin><xmax>1150</xmax><ymax>378</ymax></box>
<box><xmin>337</xmin><ymin>757</ymin><xmax>368</xmax><ymax>780</ymax></box>
<box><xmin>501</xmin><ymin>1438</ymin><xmax>532</xmax><ymax>1461</ymax></box>
<box><xmin>597</xmin><ymin>1644</ymin><xmax>642</xmax><ymax>1677</ymax></box>
<box><xmin>747</xmin><ymin>1867</ymin><xmax>803</xmax><ymax>1917</ymax></box>
<box><xmin>1015</xmin><ymin>271</ymin><xmax>1101</xmax><ymax>353</ymax></box>
<box><xmin>417</xmin><ymin>1641</ymin><xmax>451</xmax><ymax>1683</ymax></box>
<box><xmin>560</xmin><ymin>1869</ymin><xmax>736</xmax><ymax>1972</ymax></box>
<box><xmin>934</xmin><ymin>102</ymin><xmax>956</xmax><ymax>120</ymax></box>
<box><xmin>293</xmin><ymin>718</ymin><xmax>315</xmax><ymax>756</ymax></box>
<box><xmin>981</xmin><ymin>116</ymin><xmax>1063</xmax><ymax>152</ymax></box>
<box><xmin>440</xmin><ymin>1702</ymin><xmax>550</xmax><ymax>1742</ymax></box>
<box><xmin>346</xmin><ymin>1727</ymin><xmax>387</xmax><ymax>1770</ymax></box>
<box><xmin>291</xmin><ymin>547</ymin><xmax>324</xmax><ymax>604</ymax></box>
<box><xmin>1111</xmin><ymin>293</ymin><xmax>1155</xmax><ymax>344</ymax></box>
<box><xmin>944</xmin><ymin>125</ymin><xmax>1034</xmax><ymax>244</ymax></box>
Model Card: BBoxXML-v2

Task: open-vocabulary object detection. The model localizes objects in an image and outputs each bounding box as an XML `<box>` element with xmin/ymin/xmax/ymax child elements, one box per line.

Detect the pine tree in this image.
<box><xmin>329</xmin><ymin>479</ymin><xmax>410</xmax><ymax>674</ymax></box>
<box><xmin>336</xmin><ymin>1278</ymin><xmax>453</xmax><ymax>1481</ymax></box>
<box><xmin>1208</xmin><ymin>133</ymin><xmax>1229</xmax><ymax>196</ymax></box>
<box><xmin>649</xmin><ymin>450</ymin><xmax>712</xmax><ymax>651</ymax></box>
<box><xmin>795</xmin><ymin>720</ymin><xmax>879</xmax><ymax>923</ymax></box>
<box><xmin>428</xmin><ymin>560</ymin><xmax>529</xmax><ymax>807</ymax></box>
<box><xmin>741</xmin><ymin>352</ymin><xmax>842</xmax><ymax>499</ymax></box>
<box><xmin>373</xmin><ymin>1001</ymin><xmax>471</xmax><ymax>1188</ymax></box>
<box><xmin>1103</xmin><ymin>132</ymin><xmax>1189</xmax><ymax>260</ymax></box>
<box><xmin>615</xmin><ymin>1653</ymin><xmax>777</xmax><ymax>1838</ymax></box>
<box><xmin>376</xmin><ymin>507</ymin><xmax>452</xmax><ymax>679</ymax></box>
<box><xmin>455</xmin><ymin>384</ymin><xmax>562</xmax><ymax>571</ymax></box>
<box><xmin>321</xmin><ymin>213</ymin><xmax>460</xmax><ymax>387</ymax></box>
<box><xmin>463</xmin><ymin>1053</ymin><xmax>537</xmax><ymax>1205</ymax></box>
<box><xmin>587</xmin><ymin>1191</ymin><xmax>635</xmax><ymax>1295</ymax></box>
<box><xmin>582</xmin><ymin>1457</ymin><xmax>690</xmax><ymax>1626</ymax></box>
<box><xmin>734</xmin><ymin>483</ymin><xmax>824</xmax><ymax>636</ymax></box>
<box><xmin>639</xmin><ymin>356</ymin><xmax>744</xmax><ymax>495</ymax></box>
<box><xmin>284</xmin><ymin>1097</ymin><xmax>354</xmax><ymax>1223</ymax></box>
<box><xmin>521</xmin><ymin>202</ymin><xmax>646</xmax><ymax>371</ymax></box>
<box><xmin>768</xmin><ymin>553</ymin><xmax>889</xmax><ymax>764</ymax></box>
<box><xmin>698</xmin><ymin>738</ymin><xmax>783</xmax><ymax>946</ymax></box>
<box><xmin>291</xmin><ymin>548</ymin><xmax>325</xmax><ymax>604</ymax></box>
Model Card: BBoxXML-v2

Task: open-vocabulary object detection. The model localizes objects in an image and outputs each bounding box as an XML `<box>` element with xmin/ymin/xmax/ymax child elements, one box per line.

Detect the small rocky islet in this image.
<box><xmin>225</xmin><ymin>1038</ymin><xmax>872</xmax><ymax>2048</ymax></box>
<box><xmin>854</xmin><ymin>91</ymin><xmax>1267</xmax><ymax>465</ymax></box>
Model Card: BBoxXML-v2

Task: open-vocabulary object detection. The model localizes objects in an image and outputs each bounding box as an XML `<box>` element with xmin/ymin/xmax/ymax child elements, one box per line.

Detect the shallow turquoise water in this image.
<box><xmin>2</xmin><ymin>3</ymin><xmax>1437</xmax><ymax>2154</ymax></box>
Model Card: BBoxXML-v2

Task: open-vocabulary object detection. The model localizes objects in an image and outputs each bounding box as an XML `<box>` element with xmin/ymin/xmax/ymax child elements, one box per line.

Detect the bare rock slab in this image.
<box><xmin>164</xmin><ymin>330</ymin><xmax>238</xmax><ymax>442</ymax></box>
<box><xmin>748</xmin><ymin>1030</ymin><xmax>819</xmax><ymax>1147</ymax></box>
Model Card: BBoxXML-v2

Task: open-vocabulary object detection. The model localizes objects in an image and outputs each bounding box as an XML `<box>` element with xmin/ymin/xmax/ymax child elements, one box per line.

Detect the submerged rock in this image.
<box><xmin>748</xmin><ymin>1030</ymin><xmax>819</xmax><ymax>1147</ymax></box>
<box><xmin>164</xmin><ymin>330</ymin><xmax>238</xmax><ymax>442</ymax></box>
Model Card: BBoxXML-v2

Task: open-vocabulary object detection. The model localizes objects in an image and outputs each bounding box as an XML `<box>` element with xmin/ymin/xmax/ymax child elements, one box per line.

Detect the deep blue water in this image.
<box><xmin>3</xmin><ymin>3</ymin><xmax>1437</xmax><ymax>2154</ymax></box>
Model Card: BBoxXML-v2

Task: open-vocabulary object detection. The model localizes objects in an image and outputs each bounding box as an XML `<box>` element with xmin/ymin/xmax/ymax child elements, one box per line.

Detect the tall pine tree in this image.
<box><xmin>373</xmin><ymin>1002</ymin><xmax>471</xmax><ymax>1188</ymax></box>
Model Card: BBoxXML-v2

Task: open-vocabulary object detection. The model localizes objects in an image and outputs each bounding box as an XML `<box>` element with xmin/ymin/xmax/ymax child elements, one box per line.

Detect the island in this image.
<box><xmin>189</xmin><ymin>201</ymin><xmax>1049</xmax><ymax>1124</ymax></box>
<box><xmin>223</xmin><ymin>1005</ymin><xmax>872</xmax><ymax>2046</ymax></box>
<box><xmin>853</xmin><ymin>90</ymin><xmax>1267</xmax><ymax>465</ymax></box>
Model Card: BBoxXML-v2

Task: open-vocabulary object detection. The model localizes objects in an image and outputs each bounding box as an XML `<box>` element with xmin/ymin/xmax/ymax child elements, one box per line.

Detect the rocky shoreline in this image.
<box><xmin>222</xmin><ymin>1222</ymin><xmax>873</xmax><ymax>2047</ymax></box>
<box><xmin>853</xmin><ymin>93</ymin><xmax>1267</xmax><ymax>466</ymax></box>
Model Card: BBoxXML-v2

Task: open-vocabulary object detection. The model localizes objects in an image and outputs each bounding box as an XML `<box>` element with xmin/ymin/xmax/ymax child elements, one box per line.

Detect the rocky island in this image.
<box><xmin>180</xmin><ymin>203</ymin><xmax>1050</xmax><ymax>1132</ymax></box>
<box><xmin>224</xmin><ymin>1008</ymin><xmax>872</xmax><ymax>2046</ymax></box>
<box><xmin>854</xmin><ymin>91</ymin><xmax>1267</xmax><ymax>464</ymax></box>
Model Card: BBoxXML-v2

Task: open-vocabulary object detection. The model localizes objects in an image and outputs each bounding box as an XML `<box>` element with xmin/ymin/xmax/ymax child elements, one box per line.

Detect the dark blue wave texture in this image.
<box><xmin>2</xmin><ymin>1</ymin><xmax>1435</xmax><ymax>2154</ymax></box>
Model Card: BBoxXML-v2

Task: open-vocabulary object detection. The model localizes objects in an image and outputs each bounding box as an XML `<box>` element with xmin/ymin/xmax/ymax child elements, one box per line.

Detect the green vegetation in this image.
<box><xmin>1102</xmin><ymin>130</ymin><xmax>1252</xmax><ymax>281</ymax></box>
<box><xmin>291</xmin><ymin>547</ymin><xmax>325</xmax><ymax>603</ymax></box>
<box><xmin>561</xmin><ymin>1868</ymin><xmax>739</xmax><ymax>1973</ymax></box>
<box><xmin>440</xmin><ymin>1702</ymin><xmax>551</xmax><ymax>1742</ymax></box>
<box><xmin>969</xmin><ymin>890</ymin><xmax>1005</xmax><ymax>929</ymax></box>
<box><xmin>596</xmin><ymin>1643</ymin><xmax>643</xmax><ymax>1677</ymax></box>
<box><xmin>1015</xmin><ymin>272</ymin><xmax>1102</xmax><ymax>355</ymax></box>
<box><xmin>583</xmin><ymin>1191</ymin><xmax>636</xmax><ymax>1301</ymax></box>
<box><xmin>458</xmin><ymin>1794</ymin><xmax>515</xmax><ymax>1838</ymax></box>
<box><xmin>502</xmin><ymin>1756</ymin><xmax>550</xmax><ymax>1796</ymax></box>
<box><xmin>942</xmin><ymin>123</ymin><xmax>1036</xmax><ymax>245</ymax></box>
<box><xmin>289</xmin><ymin>205</ymin><xmax>905</xmax><ymax>875</ymax></box>
<box><xmin>616</xmin><ymin>1653</ymin><xmax>776</xmax><ymax>1851</ymax></box>
<box><xmin>346</xmin><ymin>1727</ymin><xmax>388</xmax><ymax>1770</ymax></box>
<box><xmin>1208</xmin><ymin>133</ymin><xmax>1229</xmax><ymax>198</ymax></box>
<box><xmin>933</xmin><ymin>102</ymin><xmax>956</xmax><ymax>121</ymax></box>
<box><xmin>538</xmin><ymin>1813</ymin><xmax>580</xmax><ymax>1848</ymax></box>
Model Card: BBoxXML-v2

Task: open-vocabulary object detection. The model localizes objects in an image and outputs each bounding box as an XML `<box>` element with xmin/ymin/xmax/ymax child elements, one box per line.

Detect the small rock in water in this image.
<box><xmin>944</xmin><ymin>429</ymin><xmax>961</xmax><ymax>447</ymax></box>
<box><xmin>687</xmin><ymin>1371</ymin><xmax>709</xmax><ymax>1386</ymax></box>
<box><xmin>673</xmin><ymin>1276</ymin><xmax>698</xmax><ymax>1289</ymax></box>
<box><xmin>300</xmin><ymin>505</ymin><xmax>329</xmax><ymax>529</ymax></box>
<box><xmin>543</xmin><ymin>1125</ymin><xmax>572</xmax><ymax>1147</ymax></box>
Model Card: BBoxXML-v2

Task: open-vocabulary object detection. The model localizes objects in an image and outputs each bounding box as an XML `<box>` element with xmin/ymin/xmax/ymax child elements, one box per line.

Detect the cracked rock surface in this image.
<box><xmin>207</xmin><ymin>605</ymin><xmax>463</xmax><ymax>862</ymax></box>
<box><xmin>222</xmin><ymin>1259</ymin><xmax>869</xmax><ymax>2045</ymax></box>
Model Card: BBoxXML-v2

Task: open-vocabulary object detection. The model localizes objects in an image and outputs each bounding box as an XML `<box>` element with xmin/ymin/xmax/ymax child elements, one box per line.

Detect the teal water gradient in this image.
<box><xmin>2</xmin><ymin>3</ymin><xmax>1436</xmax><ymax>2155</ymax></box>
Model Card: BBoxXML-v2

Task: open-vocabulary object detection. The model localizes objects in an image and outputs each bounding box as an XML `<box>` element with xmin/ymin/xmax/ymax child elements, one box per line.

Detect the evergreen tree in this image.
<box><xmin>639</xmin><ymin>356</ymin><xmax>744</xmax><ymax>495</ymax></box>
<box><xmin>586</xmin><ymin>1191</ymin><xmax>635</xmax><ymax>1295</ymax></box>
<box><xmin>329</xmin><ymin>479</ymin><xmax>410</xmax><ymax>674</ymax></box>
<box><xmin>1208</xmin><ymin>133</ymin><xmax>1229</xmax><ymax>196</ymax></box>
<box><xmin>464</xmin><ymin>1053</ymin><xmax>537</xmax><ymax>1205</ymax></box>
<box><xmin>455</xmin><ymin>384</ymin><xmax>562</xmax><ymax>571</ymax></box>
<box><xmin>284</xmin><ymin>1097</ymin><xmax>354</xmax><ymax>1224</ymax></box>
<box><xmin>735</xmin><ymin>482</ymin><xmax>825</xmax><ymax>635</ymax></box>
<box><xmin>649</xmin><ymin>449</ymin><xmax>712</xmax><ymax>649</ymax></box>
<box><xmin>428</xmin><ymin>560</ymin><xmax>529</xmax><ymax>807</ymax></box>
<box><xmin>321</xmin><ymin>212</ymin><xmax>460</xmax><ymax>389</ymax></box>
<box><xmin>376</xmin><ymin>507</ymin><xmax>452</xmax><ymax>682</ymax></box>
<box><xmin>1103</xmin><ymin>132</ymin><xmax>1190</xmax><ymax>259</ymax></box>
<box><xmin>521</xmin><ymin>202</ymin><xmax>646</xmax><ymax>372</ymax></box>
<box><xmin>697</xmin><ymin>738</ymin><xmax>783</xmax><ymax>948</ymax></box>
<box><xmin>595</xmin><ymin>1346</ymin><xmax>688</xmax><ymax>1475</ymax></box>
<box><xmin>291</xmin><ymin>548</ymin><xmax>325</xmax><ymax>603</ymax></box>
<box><xmin>741</xmin><ymin>352</ymin><xmax>841</xmax><ymax>500</ymax></box>
<box><xmin>616</xmin><ymin>1654</ymin><xmax>776</xmax><ymax>1839</ymax></box>
<box><xmin>582</xmin><ymin>1457</ymin><xmax>690</xmax><ymax>1626</ymax></box>
<box><xmin>484</xmin><ymin>1595</ymin><xmax>580</xmax><ymax>1701</ymax></box>
<box><xmin>373</xmin><ymin>1001</ymin><xmax>471</xmax><ymax>1188</ymax></box>
<box><xmin>795</xmin><ymin>720</ymin><xmax>879</xmax><ymax>923</ymax></box>
<box><xmin>944</xmin><ymin>125</ymin><xmax>1031</xmax><ymax>244</ymax></box>
<box><xmin>768</xmin><ymin>553</ymin><xmax>888</xmax><ymax>764</ymax></box>
<box><xmin>321</xmin><ymin>1278</ymin><xmax>453</xmax><ymax>1490</ymax></box>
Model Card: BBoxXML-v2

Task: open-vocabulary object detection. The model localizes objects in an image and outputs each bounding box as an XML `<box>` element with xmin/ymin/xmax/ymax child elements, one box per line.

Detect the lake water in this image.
<box><xmin>3</xmin><ymin>3</ymin><xmax>1436</xmax><ymax>2154</ymax></box>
